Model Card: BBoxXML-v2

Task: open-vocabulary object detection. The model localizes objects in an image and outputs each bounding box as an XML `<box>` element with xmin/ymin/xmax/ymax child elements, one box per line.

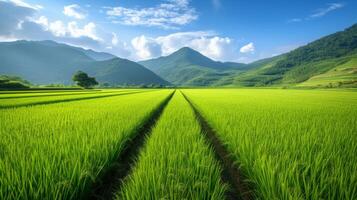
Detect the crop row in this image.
<box><xmin>0</xmin><ymin>90</ymin><xmax>172</xmax><ymax>199</ymax></box>
<box><xmin>0</xmin><ymin>89</ymin><xmax>145</xmax><ymax>108</ymax></box>
<box><xmin>117</xmin><ymin>91</ymin><xmax>227</xmax><ymax>199</ymax></box>
<box><xmin>182</xmin><ymin>89</ymin><xmax>357</xmax><ymax>199</ymax></box>
<box><xmin>0</xmin><ymin>89</ymin><xmax>124</xmax><ymax>99</ymax></box>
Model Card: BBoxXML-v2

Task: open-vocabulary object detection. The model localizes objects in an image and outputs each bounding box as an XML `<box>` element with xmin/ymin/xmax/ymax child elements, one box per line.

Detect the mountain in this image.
<box><xmin>77</xmin><ymin>48</ymin><xmax>116</xmax><ymax>61</ymax></box>
<box><xmin>139</xmin><ymin>47</ymin><xmax>248</xmax><ymax>85</ymax></box>
<box><xmin>233</xmin><ymin>23</ymin><xmax>357</xmax><ymax>87</ymax></box>
<box><xmin>31</xmin><ymin>40</ymin><xmax>117</xmax><ymax>61</ymax></box>
<box><xmin>82</xmin><ymin>58</ymin><xmax>170</xmax><ymax>85</ymax></box>
<box><xmin>0</xmin><ymin>40</ymin><xmax>169</xmax><ymax>85</ymax></box>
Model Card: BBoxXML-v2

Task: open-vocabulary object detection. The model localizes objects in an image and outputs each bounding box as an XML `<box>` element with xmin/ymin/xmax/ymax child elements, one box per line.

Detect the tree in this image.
<box><xmin>0</xmin><ymin>75</ymin><xmax>30</xmax><ymax>89</ymax></box>
<box><xmin>72</xmin><ymin>71</ymin><xmax>98</xmax><ymax>89</ymax></box>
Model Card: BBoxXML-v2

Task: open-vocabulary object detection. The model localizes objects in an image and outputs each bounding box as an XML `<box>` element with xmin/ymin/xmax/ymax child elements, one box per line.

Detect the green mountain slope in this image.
<box><xmin>298</xmin><ymin>55</ymin><xmax>357</xmax><ymax>87</ymax></box>
<box><xmin>0</xmin><ymin>40</ymin><xmax>169</xmax><ymax>85</ymax></box>
<box><xmin>31</xmin><ymin>40</ymin><xmax>117</xmax><ymax>61</ymax></box>
<box><xmin>233</xmin><ymin>23</ymin><xmax>357</xmax><ymax>87</ymax></box>
<box><xmin>139</xmin><ymin>47</ymin><xmax>247</xmax><ymax>85</ymax></box>
<box><xmin>83</xmin><ymin>58</ymin><xmax>170</xmax><ymax>85</ymax></box>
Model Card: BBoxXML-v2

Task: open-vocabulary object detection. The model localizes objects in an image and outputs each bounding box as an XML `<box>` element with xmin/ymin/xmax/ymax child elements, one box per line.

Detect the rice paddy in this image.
<box><xmin>0</xmin><ymin>88</ymin><xmax>356</xmax><ymax>199</ymax></box>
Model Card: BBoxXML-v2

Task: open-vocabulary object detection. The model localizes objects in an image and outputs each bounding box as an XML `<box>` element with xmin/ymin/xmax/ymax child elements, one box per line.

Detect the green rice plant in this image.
<box><xmin>0</xmin><ymin>90</ymin><xmax>88</xmax><ymax>94</ymax></box>
<box><xmin>0</xmin><ymin>89</ymin><xmax>143</xmax><ymax>108</ymax></box>
<box><xmin>117</xmin><ymin>91</ymin><xmax>227</xmax><ymax>200</ymax></box>
<box><xmin>0</xmin><ymin>90</ymin><xmax>172</xmax><ymax>199</ymax></box>
<box><xmin>183</xmin><ymin>89</ymin><xmax>357</xmax><ymax>200</ymax></box>
<box><xmin>0</xmin><ymin>89</ymin><xmax>124</xmax><ymax>99</ymax></box>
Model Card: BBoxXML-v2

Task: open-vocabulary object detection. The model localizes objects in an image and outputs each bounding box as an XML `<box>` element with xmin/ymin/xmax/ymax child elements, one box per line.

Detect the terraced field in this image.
<box><xmin>0</xmin><ymin>88</ymin><xmax>356</xmax><ymax>200</ymax></box>
<box><xmin>299</xmin><ymin>57</ymin><xmax>357</xmax><ymax>87</ymax></box>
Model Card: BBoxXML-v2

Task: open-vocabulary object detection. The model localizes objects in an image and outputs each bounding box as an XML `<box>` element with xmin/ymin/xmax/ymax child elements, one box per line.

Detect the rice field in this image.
<box><xmin>0</xmin><ymin>90</ymin><xmax>172</xmax><ymax>199</ymax></box>
<box><xmin>182</xmin><ymin>89</ymin><xmax>357</xmax><ymax>199</ymax></box>
<box><xmin>118</xmin><ymin>91</ymin><xmax>227</xmax><ymax>200</ymax></box>
<box><xmin>0</xmin><ymin>88</ymin><xmax>356</xmax><ymax>199</ymax></box>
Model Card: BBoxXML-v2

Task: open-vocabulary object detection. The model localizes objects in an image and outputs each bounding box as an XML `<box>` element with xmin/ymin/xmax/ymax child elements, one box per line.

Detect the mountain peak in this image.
<box><xmin>177</xmin><ymin>46</ymin><xmax>196</xmax><ymax>52</ymax></box>
<box><xmin>174</xmin><ymin>47</ymin><xmax>203</xmax><ymax>57</ymax></box>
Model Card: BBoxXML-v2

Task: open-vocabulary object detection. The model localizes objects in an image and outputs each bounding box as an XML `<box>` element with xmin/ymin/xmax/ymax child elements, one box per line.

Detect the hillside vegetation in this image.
<box><xmin>0</xmin><ymin>40</ymin><xmax>168</xmax><ymax>86</ymax></box>
<box><xmin>232</xmin><ymin>24</ymin><xmax>357</xmax><ymax>87</ymax></box>
<box><xmin>1</xmin><ymin>23</ymin><xmax>356</xmax><ymax>88</ymax></box>
<box><xmin>139</xmin><ymin>47</ymin><xmax>248</xmax><ymax>86</ymax></box>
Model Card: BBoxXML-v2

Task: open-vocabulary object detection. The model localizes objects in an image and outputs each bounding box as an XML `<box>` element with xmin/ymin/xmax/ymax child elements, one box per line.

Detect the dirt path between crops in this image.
<box><xmin>181</xmin><ymin>91</ymin><xmax>254</xmax><ymax>200</ymax></box>
<box><xmin>87</xmin><ymin>90</ymin><xmax>175</xmax><ymax>200</ymax></box>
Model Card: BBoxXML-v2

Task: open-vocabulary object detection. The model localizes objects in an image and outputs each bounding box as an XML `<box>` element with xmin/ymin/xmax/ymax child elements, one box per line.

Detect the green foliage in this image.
<box><xmin>118</xmin><ymin>92</ymin><xmax>226</xmax><ymax>199</ymax></box>
<box><xmin>140</xmin><ymin>47</ymin><xmax>246</xmax><ymax>85</ymax></box>
<box><xmin>233</xmin><ymin>23</ymin><xmax>357</xmax><ymax>87</ymax></box>
<box><xmin>184</xmin><ymin>89</ymin><xmax>357</xmax><ymax>199</ymax></box>
<box><xmin>0</xmin><ymin>40</ymin><xmax>169</xmax><ymax>85</ymax></box>
<box><xmin>0</xmin><ymin>75</ymin><xmax>30</xmax><ymax>89</ymax></box>
<box><xmin>1</xmin><ymin>88</ymin><xmax>356</xmax><ymax>199</ymax></box>
<box><xmin>72</xmin><ymin>71</ymin><xmax>98</xmax><ymax>89</ymax></box>
<box><xmin>85</xmin><ymin>58</ymin><xmax>169</xmax><ymax>86</ymax></box>
<box><xmin>0</xmin><ymin>89</ymin><xmax>141</xmax><ymax>108</ymax></box>
<box><xmin>298</xmin><ymin>56</ymin><xmax>357</xmax><ymax>88</ymax></box>
<box><xmin>275</xmin><ymin>24</ymin><xmax>357</xmax><ymax>71</ymax></box>
<box><xmin>0</xmin><ymin>90</ymin><xmax>172</xmax><ymax>199</ymax></box>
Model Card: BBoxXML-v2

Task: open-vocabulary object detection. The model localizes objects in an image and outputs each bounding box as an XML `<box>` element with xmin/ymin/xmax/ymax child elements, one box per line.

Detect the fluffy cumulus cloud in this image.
<box><xmin>63</xmin><ymin>4</ymin><xmax>87</xmax><ymax>20</ymax></box>
<box><xmin>29</xmin><ymin>16</ymin><xmax>101</xmax><ymax>41</ymax></box>
<box><xmin>131</xmin><ymin>35</ymin><xmax>162</xmax><ymax>59</ymax></box>
<box><xmin>0</xmin><ymin>0</ymin><xmax>261</xmax><ymax>62</ymax></box>
<box><xmin>131</xmin><ymin>31</ymin><xmax>236</xmax><ymax>61</ymax></box>
<box><xmin>240</xmin><ymin>42</ymin><xmax>255</xmax><ymax>53</ymax></box>
<box><xmin>0</xmin><ymin>0</ymin><xmax>103</xmax><ymax>45</ymax></box>
<box><xmin>105</xmin><ymin>0</ymin><xmax>198</xmax><ymax>29</ymax></box>
<box><xmin>0</xmin><ymin>0</ymin><xmax>132</xmax><ymax>58</ymax></box>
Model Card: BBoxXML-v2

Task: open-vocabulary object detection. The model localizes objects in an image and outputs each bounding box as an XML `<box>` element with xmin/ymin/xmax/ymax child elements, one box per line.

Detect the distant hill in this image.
<box><xmin>2</xmin><ymin>23</ymin><xmax>356</xmax><ymax>88</ymax></box>
<box><xmin>82</xmin><ymin>58</ymin><xmax>170</xmax><ymax>85</ymax></box>
<box><xmin>28</xmin><ymin>40</ymin><xmax>117</xmax><ymax>61</ymax></box>
<box><xmin>233</xmin><ymin>23</ymin><xmax>357</xmax><ymax>87</ymax></box>
<box><xmin>139</xmin><ymin>47</ymin><xmax>248</xmax><ymax>86</ymax></box>
<box><xmin>0</xmin><ymin>40</ymin><xmax>169</xmax><ymax>86</ymax></box>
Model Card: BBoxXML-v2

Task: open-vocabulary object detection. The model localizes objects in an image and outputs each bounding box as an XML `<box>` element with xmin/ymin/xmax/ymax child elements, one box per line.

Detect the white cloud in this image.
<box><xmin>67</xmin><ymin>22</ymin><xmax>100</xmax><ymax>40</ymax></box>
<box><xmin>0</xmin><ymin>0</ymin><xmax>37</xmax><ymax>36</ymax></box>
<box><xmin>10</xmin><ymin>0</ymin><xmax>43</xmax><ymax>10</ymax></box>
<box><xmin>105</xmin><ymin>0</ymin><xmax>197</xmax><ymax>29</ymax></box>
<box><xmin>131</xmin><ymin>31</ymin><xmax>236</xmax><ymax>61</ymax></box>
<box><xmin>310</xmin><ymin>3</ymin><xmax>344</xmax><ymax>18</ymax></box>
<box><xmin>63</xmin><ymin>4</ymin><xmax>86</xmax><ymax>19</ymax></box>
<box><xmin>31</xmin><ymin>16</ymin><xmax>101</xmax><ymax>41</ymax></box>
<box><xmin>0</xmin><ymin>0</ymin><xmax>134</xmax><ymax>58</ymax></box>
<box><xmin>48</xmin><ymin>20</ymin><xmax>66</xmax><ymax>37</ymax></box>
<box><xmin>240</xmin><ymin>42</ymin><xmax>255</xmax><ymax>53</ymax></box>
<box><xmin>131</xmin><ymin>35</ymin><xmax>162</xmax><ymax>59</ymax></box>
<box><xmin>111</xmin><ymin>32</ymin><xmax>118</xmax><ymax>45</ymax></box>
<box><xmin>288</xmin><ymin>2</ymin><xmax>344</xmax><ymax>23</ymax></box>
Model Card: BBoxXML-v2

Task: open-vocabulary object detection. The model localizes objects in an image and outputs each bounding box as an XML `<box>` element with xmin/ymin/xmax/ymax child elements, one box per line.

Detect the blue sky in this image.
<box><xmin>0</xmin><ymin>0</ymin><xmax>356</xmax><ymax>62</ymax></box>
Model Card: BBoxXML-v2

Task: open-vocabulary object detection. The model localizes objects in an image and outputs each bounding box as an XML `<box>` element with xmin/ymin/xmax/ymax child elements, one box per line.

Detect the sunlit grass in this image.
<box><xmin>0</xmin><ymin>90</ymin><xmax>172</xmax><ymax>199</ymax></box>
<box><xmin>183</xmin><ymin>88</ymin><xmax>357</xmax><ymax>199</ymax></box>
<box><xmin>118</xmin><ymin>91</ymin><xmax>227</xmax><ymax>200</ymax></box>
<box><xmin>0</xmin><ymin>89</ymin><xmax>142</xmax><ymax>108</ymax></box>
<box><xmin>0</xmin><ymin>89</ymin><xmax>124</xmax><ymax>99</ymax></box>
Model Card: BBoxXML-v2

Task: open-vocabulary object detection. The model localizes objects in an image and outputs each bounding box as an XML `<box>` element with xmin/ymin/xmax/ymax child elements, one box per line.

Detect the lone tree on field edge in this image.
<box><xmin>72</xmin><ymin>71</ymin><xmax>98</xmax><ymax>89</ymax></box>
